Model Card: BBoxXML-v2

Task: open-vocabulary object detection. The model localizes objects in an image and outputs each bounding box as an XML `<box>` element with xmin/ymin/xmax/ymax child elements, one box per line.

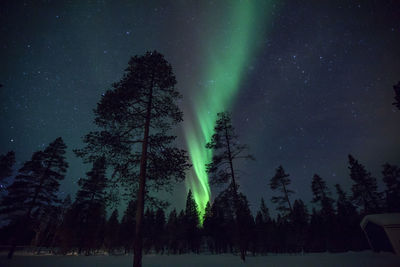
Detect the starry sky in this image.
<box><xmin>1</xmin><ymin>0</ymin><xmax>400</xmax><ymax>215</ymax></box>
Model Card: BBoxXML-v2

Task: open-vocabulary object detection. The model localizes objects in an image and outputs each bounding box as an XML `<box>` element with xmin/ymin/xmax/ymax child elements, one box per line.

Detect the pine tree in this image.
<box><xmin>166</xmin><ymin>209</ymin><xmax>179</xmax><ymax>254</ymax></box>
<box><xmin>154</xmin><ymin>208</ymin><xmax>166</xmax><ymax>254</ymax></box>
<box><xmin>104</xmin><ymin>209</ymin><xmax>120</xmax><ymax>254</ymax></box>
<box><xmin>393</xmin><ymin>81</ymin><xmax>400</xmax><ymax>110</ymax></box>
<box><xmin>72</xmin><ymin>157</ymin><xmax>108</xmax><ymax>255</ymax></box>
<box><xmin>310</xmin><ymin>174</ymin><xmax>336</xmax><ymax>251</ymax></box>
<box><xmin>348</xmin><ymin>155</ymin><xmax>380</xmax><ymax>214</ymax></box>
<box><xmin>0</xmin><ymin>151</ymin><xmax>15</xmax><ymax>186</ymax></box>
<box><xmin>75</xmin><ymin>51</ymin><xmax>190</xmax><ymax>267</ymax></box>
<box><xmin>334</xmin><ymin>184</ymin><xmax>366</xmax><ymax>251</ymax></box>
<box><xmin>291</xmin><ymin>199</ymin><xmax>309</xmax><ymax>252</ymax></box>
<box><xmin>254</xmin><ymin>198</ymin><xmax>272</xmax><ymax>254</ymax></box>
<box><xmin>1</xmin><ymin>137</ymin><xmax>68</xmax><ymax>258</ymax></box>
<box><xmin>270</xmin><ymin>165</ymin><xmax>294</xmax><ymax>217</ymax></box>
<box><xmin>205</xmin><ymin>111</ymin><xmax>253</xmax><ymax>261</ymax></box>
<box><xmin>184</xmin><ymin>190</ymin><xmax>200</xmax><ymax>253</ymax></box>
<box><xmin>382</xmin><ymin>163</ymin><xmax>400</xmax><ymax>212</ymax></box>
<box><xmin>119</xmin><ymin>200</ymin><xmax>137</xmax><ymax>253</ymax></box>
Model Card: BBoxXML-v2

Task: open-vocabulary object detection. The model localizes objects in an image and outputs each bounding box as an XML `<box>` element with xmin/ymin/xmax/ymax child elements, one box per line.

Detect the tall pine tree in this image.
<box><xmin>75</xmin><ymin>51</ymin><xmax>190</xmax><ymax>267</ymax></box>
<box><xmin>205</xmin><ymin>111</ymin><xmax>253</xmax><ymax>261</ymax></box>
<box><xmin>270</xmin><ymin>165</ymin><xmax>294</xmax><ymax>218</ymax></box>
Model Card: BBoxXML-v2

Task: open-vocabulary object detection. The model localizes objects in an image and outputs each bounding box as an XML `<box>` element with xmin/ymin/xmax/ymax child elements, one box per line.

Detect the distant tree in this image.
<box><xmin>254</xmin><ymin>198</ymin><xmax>272</xmax><ymax>254</ymax></box>
<box><xmin>154</xmin><ymin>208</ymin><xmax>166</xmax><ymax>254</ymax></box>
<box><xmin>348</xmin><ymin>155</ymin><xmax>380</xmax><ymax>214</ymax></box>
<box><xmin>143</xmin><ymin>208</ymin><xmax>155</xmax><ymax>253</ymax></box>
<box><xmin>184</xmin><ymin>190</ymin><xmax>200</xmax><ymax>253</ymax></box>
<box><xmin>381</xmin><ymin>163</ymin><xmax>400</xmax><ymax>212</ymax></box>
<box><xmin>73</xmin><ymin>157</ymin><xmax>108</xmax><ymax>254</ymax></box>
<box><xmin>119</xmin><ymin>200</ymin><xmax>137</xmax><ymax>254</ymax></box>
<box><xmin>291</xmin><ymin>199</ymin><xmax>309</xmax><ymax>252</ymax></box>
<box><xmin>270</xmin><ymin>165</ymin><xmax>294</xmax><ymax>218</ymax></box>
<box><xmin>1</xmin><ymin>137</ymin><xmax>68</xmax><ymax>258</ymax></box>
<box><xmin>0</xmin><ymin>151</ymin><xmax>15</xmax><ymax>185</ymax></box>
<box><xmin>166</xmin><ymin>209</ymin><xmax>179</xmax><ymax>254</ymax></box>
<box><xmin>393</xmin><ymin>81</ymin><xmax>400</xmax><ymax>110</ymax></box>
<box><xmin>75</xmin><ymin>51</ymin><xmax>190</xmax><ymax>267</ymax></box>
<box><xmin>104</xmin><ymin>209</ymin><xmax>120</xmax><ymax>254</ymax></box>
<box><xmin>310</xmin><ymin>174</ymin><xmax>335</xmax><ymax>250</ymax></box>
<box><xmin>334</xmin><ymin>184</ymin><xmax>367</xmax><ymax>251</ymax></box>
<box><xmin>205</xmin><ymin>111</ymin><xmax>253</xmax><ymax>261</ymax></box>
<box><xmin>49</xmin><ymin>194</ymin><xmax>72</xmax><ymax>253</ymax></box>
<box><xmin>202</xmin><ymin>201</ymin><xmax>215</xmax><ymax>252</ymax></box>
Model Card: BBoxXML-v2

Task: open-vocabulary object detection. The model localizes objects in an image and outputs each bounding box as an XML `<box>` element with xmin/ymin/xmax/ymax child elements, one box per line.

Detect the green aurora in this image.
<box><xmin>184</xmin><ymin>1</ymin><xmax>277</xmax><ymax>220</ymax></box>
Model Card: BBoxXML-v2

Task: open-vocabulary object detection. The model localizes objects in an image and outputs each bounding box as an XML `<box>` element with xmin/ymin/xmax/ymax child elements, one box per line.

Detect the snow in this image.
<box><xmin>1</xmin><ymin>251</ymin><xmax>399</xmax><ymax>267</ymax></box>
<box><xmin>0</xmin><ymin>251</ymin><xmax>400</xmax><ymax>267</ymax></box>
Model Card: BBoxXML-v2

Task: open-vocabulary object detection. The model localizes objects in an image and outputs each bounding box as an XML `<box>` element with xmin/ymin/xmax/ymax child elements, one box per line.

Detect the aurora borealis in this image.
<box><xmin>1</xmin><ymin>0</ymin><xmax>400</xmax><ymax>219</ymax></box>
<box><xmin>183</xmin><ymin>1</ymin><xmax>277</xmax><ymax>218</ymax></box>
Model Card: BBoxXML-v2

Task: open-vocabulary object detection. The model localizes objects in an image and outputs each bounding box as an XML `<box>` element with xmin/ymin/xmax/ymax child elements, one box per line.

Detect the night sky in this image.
<box><xmin>1</xmin><ymin>0</ymin><xmax>400</xmax><ymax>215</ymax></box>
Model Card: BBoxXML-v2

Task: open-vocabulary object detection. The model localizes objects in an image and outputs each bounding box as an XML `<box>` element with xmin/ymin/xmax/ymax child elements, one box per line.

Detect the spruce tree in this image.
<box><xmin>166</xmin><ymin>209</ymin><xmax>179</xmax><ymax>254</ymax></box>
<box><xmin>154</xmin><ymin>208</ymin><xmax>166</xmax><ymax>254</ymax></box>
<box><xmin>104</xmin><ymin>209</ymin><xmax>120</xmax><ymax>254</ymax></box>
<box><xmin>381</xmin><ymin>163</ymin><xmax>400</xmax><ymax>212</ymax></box>
<box><xmin>120</xmin><ymin>200</ymin><xmax>137</xmax><ymax>253</ymax></box>
<box><xmin>270</xmin><ymin>165</ymin><xmax>294</xmax><ymax>217</ymax></box>
<box><xmin>184</xmin><ymin>190</ymin><xmax>200</xmax><ymax>253</ymax></box>
<box><xmin>291</xmin><ymin>199</ymin><xmax>309</xmax><ymax>252</ymax></box>
<box><xmin>334</xmin><ymin>184</ymin><xmax>366</xmax><ymax>251</ymax></box>
<box><xmin>1</xmin><ymin>137</ymin><xmax>68</xmax><ymax>258</ymax></box>
<box><xmin>75</xmin><ymin>51</ymin><xmax>190</xmax><ymax>267</ymax></box>
<box><xmin>348</xmin><ymin>155</ymin><xmax>380</xmax><ymax>214</ymax></box>
<box><xmin>310</xmin><ymin>174</ymin><xmax>335</xmax><ymax>251</ymax></box>
<box><xmin>72</xmin><ymin>157</ymin><xmax>108</xmax><ymax>254</ymax></box>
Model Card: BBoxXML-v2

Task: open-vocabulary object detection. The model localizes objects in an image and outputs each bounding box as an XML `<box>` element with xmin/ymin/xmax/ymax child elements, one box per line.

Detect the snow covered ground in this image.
<box><xmin>0</xmin><ymin>251</ymin><xmax>399</xmax><ymax>267</ymax></box>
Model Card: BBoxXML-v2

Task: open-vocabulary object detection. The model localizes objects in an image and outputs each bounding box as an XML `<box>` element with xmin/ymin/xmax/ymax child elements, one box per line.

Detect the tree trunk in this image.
<box><xmin>282</xmin><ymin>182</ymin><xmax>293</xmax><ymax>215</ymax></box>
<box><xmin>224</xmin><ymin>124</ymin><xmax>246</xmax><ymax>261</ymax></box>
<box><xmin>133</xmin><ymin>86</ymin><xmax>153</xmax><ymax>267</ymax></box>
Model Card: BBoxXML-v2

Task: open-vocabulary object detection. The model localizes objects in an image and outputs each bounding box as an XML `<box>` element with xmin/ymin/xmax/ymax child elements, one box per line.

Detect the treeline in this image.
<box><xmin>0</xmin><ymin>143</ymin><xmax>399</xmax><ymax>256</ymax></box>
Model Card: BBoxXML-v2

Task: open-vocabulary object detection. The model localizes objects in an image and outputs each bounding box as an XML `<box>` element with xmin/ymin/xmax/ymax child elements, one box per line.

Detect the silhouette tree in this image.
<box><xmin>254</xmin><ymin>198</ymin><xmax>272</xmax><ymax>254</ymax></box>
<box><xmin>291</xmin><ymin>199</ymin><xmax>309</xmax><ymax>252</ymax></box>
<box><xmin>311</xmin><ymin>174</ymin><xmax>335</xmax><ymax>250</ymax></box>
<box><xmin>75</xmin><ymin>51</ymin><xmax>190</xmax><ymax>267</ymax></box>
<box><xmin>381</xmin><ymin>163</ymin><xmax>400</xmax><ymax>212</ymax></box>
<box><xmin>1</xmin><ymin>137</ymin><xmax>68</xmax><ymax>258</ymax></box>
<box><xmin>154</xmin><ymin>208</ymin><xmax>166</xmax><ymax>254</ymax></box>
<box><xmin>393</xmin><ymin>81</ymin><xmax>400</xmax><ymax>110</ymax></box>
<box><xmin>270</xmin><ymin>165</ymin><xmax>294</xmax><ymax>218</ymax></box>
<box><xmin>184</xmin><ymin>190</ymin><xmax>200</xmax><ymax>253</ymax></box>
<box><xmin>119</xmin><ymin>200</ymin><xmax>137</xmax><ymax>254</ymax></box>
<box><xmin>72</xmin><ymin>157</ymin><xmax>108</xmax><ymax>254</ymax></box>
<box><xmin>205</xmin><ymin>111</ymin><xmax>253</xmax><ymax>261</ymax></box>
<box><xmin>165</xmin><ymin>209</ymin><xmax>179</xmax><ymax>254</ymax></box>
<box><xmin>0</xmin><ymin>151</ymin><xmax>15</xmax><ymax>186</ymax></box>
<box><xmin>334</xmin><ymin>184</ymin><xmax>366</xmax><ymax>251</ymax></box>
<box><xmin>348</xmin><ymin>155</ymin><xmax>380</xmax><ymax>214</ymax></box>
<box><xmin>104</xmin><ymin>209</ymin><xmax>120</xmax><ymax>254</ymax></box>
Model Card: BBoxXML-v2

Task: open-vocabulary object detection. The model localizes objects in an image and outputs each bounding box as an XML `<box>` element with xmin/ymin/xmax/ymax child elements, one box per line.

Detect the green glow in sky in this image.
<box><xmin>184</xmin><ymin>1</ymin><xmax>276</xmax><ymax>221</ymax></box>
